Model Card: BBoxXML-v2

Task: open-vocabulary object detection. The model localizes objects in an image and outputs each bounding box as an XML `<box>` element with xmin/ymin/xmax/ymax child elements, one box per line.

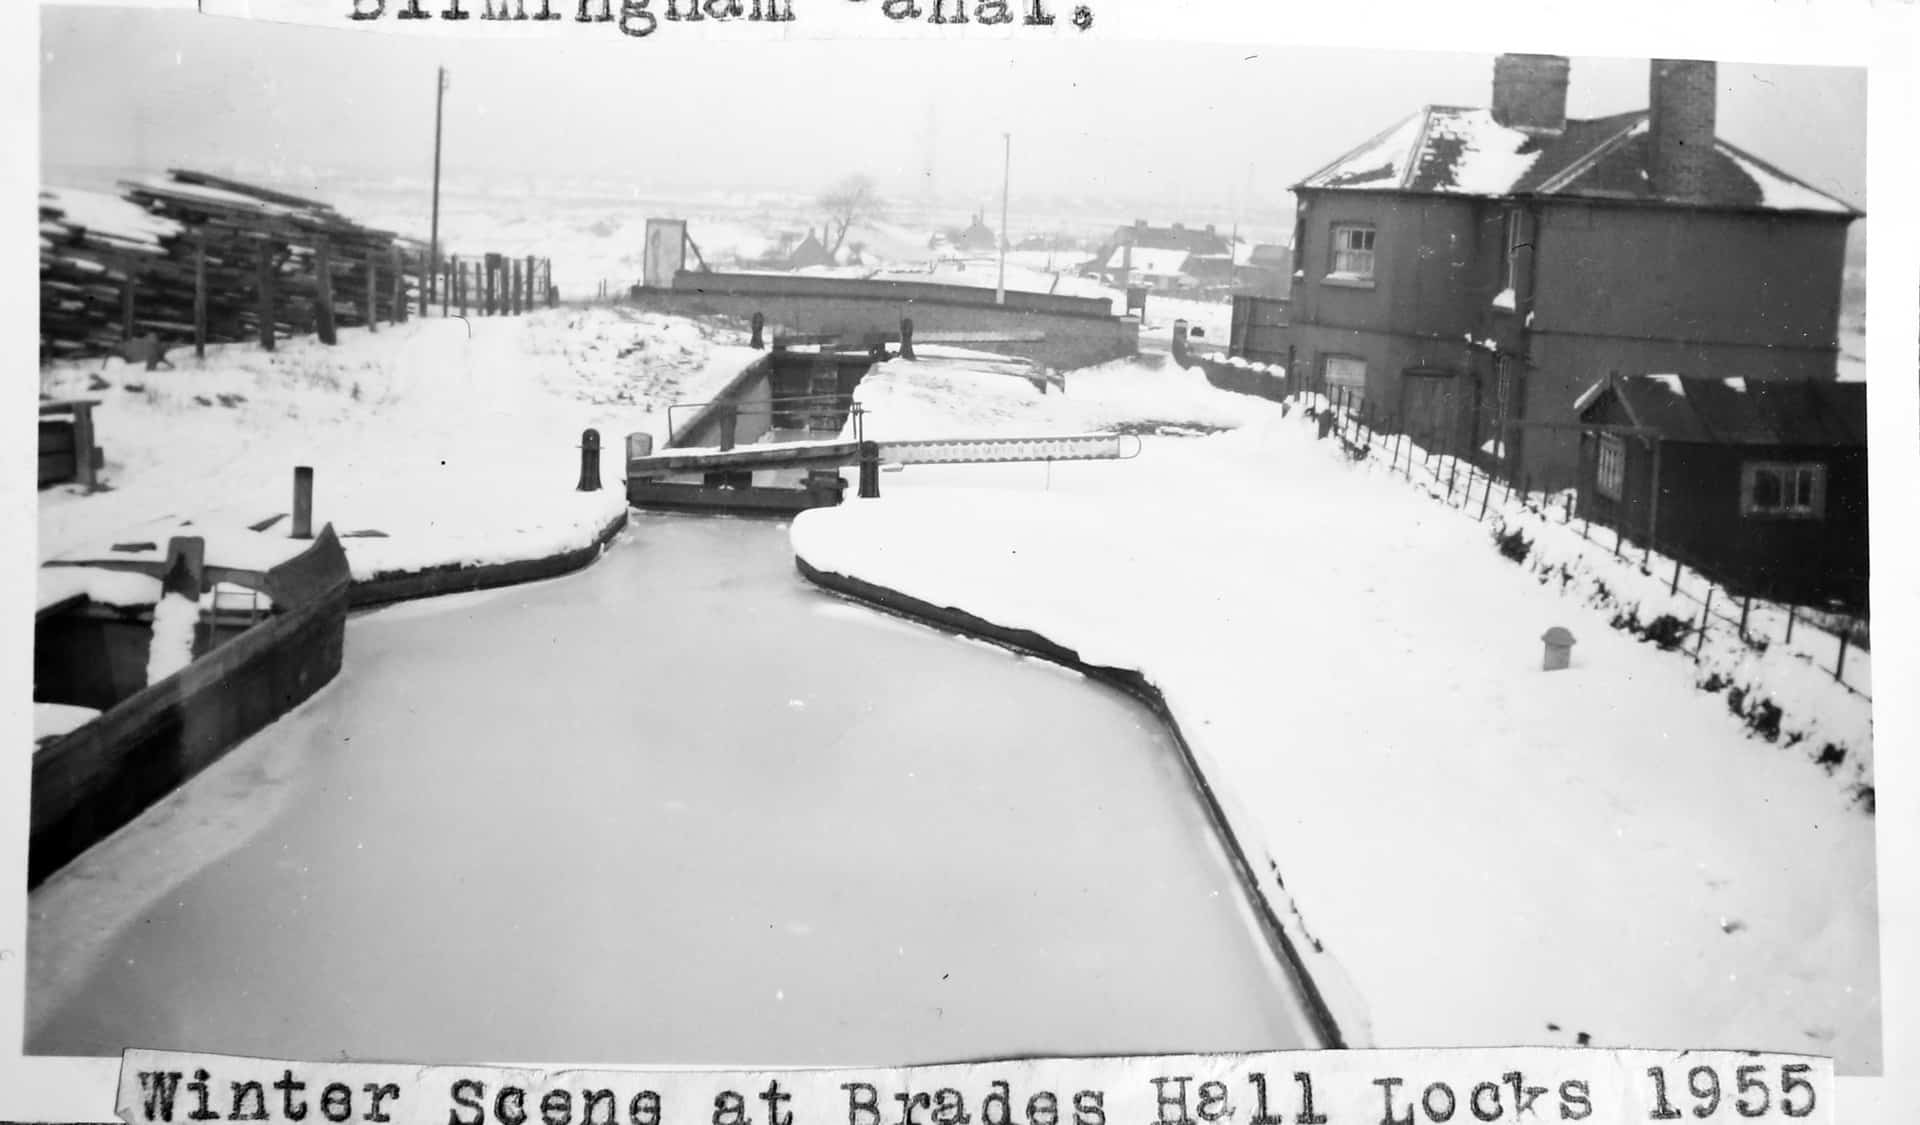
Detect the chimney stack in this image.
<box><xmin>1648</xmin><ymin>59</ymin><xmax>1718</xmax><ymax>203</ymax></box>
<box><xmin>1490</xmin><ymin>54</ymin><xmax>1570</xmax><ymax>133</ymax></box>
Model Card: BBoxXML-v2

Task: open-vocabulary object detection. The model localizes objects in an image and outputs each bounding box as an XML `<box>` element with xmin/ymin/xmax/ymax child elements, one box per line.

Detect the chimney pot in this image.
<box><xmin>1490</xmin><ymin>53</ymin><xmax>1570</xmax><ymax>134</ymax></box>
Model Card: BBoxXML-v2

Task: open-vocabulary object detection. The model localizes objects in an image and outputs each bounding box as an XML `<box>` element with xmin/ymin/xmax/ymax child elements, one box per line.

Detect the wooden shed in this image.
<box><xmin>1573</xmin><ymin>375</ymin><xmax>1867</xmax><ymax>610</ymax></box>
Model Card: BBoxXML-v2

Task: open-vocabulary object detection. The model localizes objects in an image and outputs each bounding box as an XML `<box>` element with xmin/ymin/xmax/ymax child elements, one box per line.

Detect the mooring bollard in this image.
<box><xmin>899</xmin><ymin>317</ymin><xmax>916</xmax><ymax>361</ymax></box>
<box><xmin>292</xmin><ymin>466</ymin><xmax>314</xmax><ymax>539</ymax></box>
<box><xmin>1541</xmin><ymin>626</ymin><xmax>1576</xmax><ymax>672</ymax></box>
<box><xmin>578</xmin><ymin>428</ymin><xmax>602</xmax><ymax>492</ymax></box>
<box><xmin>858</xmin><ymin>440</ymin><xmax>881</xmax><ymax>499</ymax></box>
<box><xmin>750</xmin><ymin>312</ymin><xmax>765</xmax><ymax>350</ymax></box>
<box><xmin>162</xmin><ymin>536</ymin><xmax>207</xmax><ymax>601</ymax></box>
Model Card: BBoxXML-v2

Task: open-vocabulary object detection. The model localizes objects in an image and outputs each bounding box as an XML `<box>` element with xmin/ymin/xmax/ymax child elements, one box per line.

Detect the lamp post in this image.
<box><xmin>428</xmin><ymin>66</ymin><xmax>448</xmax><ymax>308</ymax></box>
<box><xmin>996</xmin><ymin>132</ymin><xmax>1011</xmax><ymax>306</ymax></box>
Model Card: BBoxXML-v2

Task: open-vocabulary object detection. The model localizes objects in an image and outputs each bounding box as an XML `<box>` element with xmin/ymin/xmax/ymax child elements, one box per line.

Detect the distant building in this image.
<box><xmin>1573</xmin><ymin>375</ymin><xmax>1867</xmax><ymax>609</ymax></box>
<box><xmin>946</xmin><ymin>212</ymin><xmax>999</xmax><ymax>254</ymax></box>
<box><xmin>1286</xmin><ymin>54</ymin><xmax>1861</xmax><ymax>488</ymax></box>
<box><xmin>784</xmin><ymin>228</ymin><xmax>835</xmax><ymax>270</ymax></box>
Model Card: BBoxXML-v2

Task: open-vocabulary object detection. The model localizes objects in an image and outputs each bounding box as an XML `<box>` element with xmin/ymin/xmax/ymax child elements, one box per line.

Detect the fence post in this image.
<box><xmin>1695</xmin><ymin>586</ymin><xmax>1713</xmax><ymax>658</ymax></box>
<box><xmin>457</xmin><ymin>257</ymin><xmax>468</xmax><ymax>317</ymax></box>
<box><xmin>314</xmin><ymin>240</ymin><xmax>338</xmax><ymax>346</ymax></box>
<box><xmin>292</xmin><ymin>466</ymin><xmax>314</xmax><ymax>539</ymax></box>
<box><xmin>1834</xmin><ymin>623</ymin><xmax>1851</xmax><ymax>683</ymax></box>
<box><xmin>256</xmin><ymin>246</ymin><xmax>276</xmax><ymax>352</ymax></box>
<box><xmin>1478</xmin><ymin>469</ymin><xmax>1494</xmax><ymax>520</ymax></box>
<box><xmin>193</xmin><ymin>237</ymin><xmax>208</xmax><ymax>359</ymax></box>
<box><xmin>1785</xmin><ymin>605</ymin><xmax>1797</xmax><ymax>644</ymax></box>
<box><xmin>391</xmin><ymin>245</ymin><xmax>407</xmax><ymax>324</ymax></box>
<box><xmin>1739</xmin><ymin>595</ymin><xmax>1752</xmax><ymax>642</ymax></box>
<box><xmin>750</xmin><ymin>312</ymin><xmax>765</xmax><ymax>349</ymax></box>
<box><xmin>525</xmin><ymin>255</ymin><xmax>537</xmax><ymax>312</ymax></box>
<box><xmin>367</xmin><ymin>253</ymin><xmax>380</xmax><ymax>334</ymax></box>
<box><xmin>1670</xmin><ymin>557</ymin><xmax>1683</xmax><ymax>596</ymax></box>
<box><xmin>73</xmin><ymin>402</ymin><xmax>99</xmax><ymax>492</ymax></box>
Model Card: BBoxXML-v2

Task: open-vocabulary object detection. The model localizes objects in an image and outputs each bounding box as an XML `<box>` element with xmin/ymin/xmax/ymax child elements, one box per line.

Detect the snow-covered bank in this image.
<box><xmin>792</xmin><ymin>359</ymin><xmax>1881</xmax><ymax>1072</ymax></box>
<box><xmin>38</xmin><ymin>307</ymin><xmax>758</xmax><ymax>587</ymax></box>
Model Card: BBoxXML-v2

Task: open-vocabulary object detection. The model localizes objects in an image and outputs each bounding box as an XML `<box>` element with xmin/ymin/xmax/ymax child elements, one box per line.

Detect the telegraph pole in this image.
<box><xmin>428</xmin><ymin>66</ymin><xmax>448</xmax><ymax>307</ymax></box>
<box><xmin>996</xmin><ymin>132</ymin><xmax>1011</xmax><ymax>306</ymax></box>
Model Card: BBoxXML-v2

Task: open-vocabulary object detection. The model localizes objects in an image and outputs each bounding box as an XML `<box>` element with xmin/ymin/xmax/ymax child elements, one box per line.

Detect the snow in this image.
<box><xmin>144</xmin><ymin>592</ymin><xmax>200</xmax><ymax>686</ymax></box>
<box><xmin>36</xmin><ymin>566</ymin><xmax>163</xmax><ymax>614</ymax></box>
<box><xmin>791</xmin><ymin>356</ymin><xmax>1880</xmax><ymax>1072</ymax></box>
<box><xmin>1724</xmin><ymin>376</ymin><xmax>1750</xmax><ymax>393</ymax></box>
<box><xmin>1422</xmin><ymin>109</ymin><xmax>1543</xmax><ymax>194</ymax></box>
<box><xmin>1306</xmin><ymin>111</ymin><xmax>1426</xmax><ymax>189</ymax></box>
<box><xmin>1646</xmin><ymin>372</ymin><xmax>1687</xmax><ymax>394</ymax></box>
<box><xmin>40</xmin><ymin>186</ymin><xmax>181</xmax><ymax>249</ymax></box>
<box><xmin>1491</xmin><ymin>287</ymin><xmax>1517</xmax><ymax>311</ymax></box>
<box><xmin>38</xmin><ymin>307</ymin><xmax>762</xmax><ymax>585</ymax></box>
<box><xmin>33</xmin><ymin>703</ymin><xmax>102</xmax><ymax>748</ymax></box>
<box><xmin>1721</xmin><ymin>146</ymin><xmax>1857</xmax><ymax>214</ymax></box>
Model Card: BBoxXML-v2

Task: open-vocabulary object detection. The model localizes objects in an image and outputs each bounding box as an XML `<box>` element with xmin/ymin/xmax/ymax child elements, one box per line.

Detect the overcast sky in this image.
<box><xmin>40</xmin><ymin>6</ymin><xmax>1866</xmax><ymax>227</ymax></box>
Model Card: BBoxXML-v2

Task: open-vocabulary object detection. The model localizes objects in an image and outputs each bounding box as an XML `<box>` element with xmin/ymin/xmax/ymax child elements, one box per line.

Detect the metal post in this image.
<box><xmin>858</xmin><ymin>440</ymin><xmax>881</xmax><ymax>499</ymax></box>
<box><xmin>1670</xmin><ymin>557</ymin><xmax>1683</xmax><ymax>596</ymax></box>
<box><xmin>1478</xmin><ymin>470</ymin><xmax>1494</xmax><ymax>520</ymax></box>
<box><xmin>1695</xmin><ymin>586</ymin><xmax>1713</xmax><ymax>657</ymax></box>
<box><xmin>1739</xmin><ymin>595</ymin><xmax>1752</xmax><ymax>641</ymax></box>
<box><xmin>1785</xmin><ymin>605</ymin><xmax>1797</xmax><ymax>644</ymax></box>
<box><xmin>292</xmin><ymin>466</ymin><xmax>314</xmax><ymax>539</ymax></box>
<box><xmin>996</xmin><ymin>132</ymin><xmax>1011</xmax><ymax>306</ymax></box>
<box><xmin>429</xmin><ymin>67</ymin><xmax>447</xmax><ymax>307</ymax></box>
<box><xmin>1834</xmin><ymin>623</ymin><xmax>1851</xmax><ymax>682</ymax></box>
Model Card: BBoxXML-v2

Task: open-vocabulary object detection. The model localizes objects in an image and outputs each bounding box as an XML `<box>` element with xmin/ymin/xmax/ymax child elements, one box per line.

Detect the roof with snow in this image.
<box><xmin>1297</xmin><ymin>107</ymin><xmax>1858</xmax><ymax>215</ymax></box>
<box><xmin>1577</xmin><ymin>375</ymin><xmax>1866</xmax><ymax>445</ymax></box>
<box><xmin>1109</xmin><ymin>223</ymin><xmax>1231</xmax><ymax>255</ymax></box>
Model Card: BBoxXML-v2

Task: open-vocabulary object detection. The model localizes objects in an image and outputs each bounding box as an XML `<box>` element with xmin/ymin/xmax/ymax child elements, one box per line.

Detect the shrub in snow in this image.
<box><xmin>1637</xmin><ymin>613</ymin><xmax>1693</xmax><ymax>652</ymax></box>
<box><xmin>1492</xmin><ymin>523</ymin><xmax>1532</xmax><ymax>564</ymax></box>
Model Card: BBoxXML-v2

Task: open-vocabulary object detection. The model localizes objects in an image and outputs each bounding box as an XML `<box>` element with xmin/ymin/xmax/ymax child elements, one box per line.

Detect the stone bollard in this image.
<box><xmin>899</xmin><ymin>317</ymin><xmax>916</xmax><ymax>361</ymax></box>
<box><xmin>1541</xmin><ymin>626</ymin><xmax>1576</xmax><ymax>671</ymax></box>
<box><xmin>858</xmin><ymin>440</ymin><xmax>881</xmax><ymax>499</ymax></box>
<box><xmin>1171</xmin><ymin>319</ymin><xmax>1190</xmax><ymax>368</ymax></box>
<box><xmin>292</xmin><ymin>466</ymin><xmax>314</xmax><ymax>539</ymax></box>
<box><xmin>750</xmin><ymin>312</ymin><xmax>765</xmax><ymax>350</ymax></box>
<box><xmin>578</xmin><ymin>428</ymin><xmax>602</xmax><ymax>492</ymax></box>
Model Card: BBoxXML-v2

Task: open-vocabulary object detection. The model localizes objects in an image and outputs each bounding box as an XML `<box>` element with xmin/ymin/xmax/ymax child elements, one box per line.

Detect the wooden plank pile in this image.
<box><xmin>40</xmin><ymin>169</ymin><xmax>426</xmax><ymax>362</ymax></box>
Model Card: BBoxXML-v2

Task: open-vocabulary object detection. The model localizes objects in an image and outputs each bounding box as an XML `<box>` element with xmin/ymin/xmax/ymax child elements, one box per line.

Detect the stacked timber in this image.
<box><xmin>39</xmin><ymin>170</ymin><xmax>426</xmax><ymax>362</ymax></box>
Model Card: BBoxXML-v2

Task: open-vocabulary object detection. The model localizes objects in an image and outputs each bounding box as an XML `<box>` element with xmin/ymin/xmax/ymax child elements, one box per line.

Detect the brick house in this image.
<box><xmin>1285</xmin><ymin>54</ymin><xmax>1861</xmax><ymax>488</ymax></box>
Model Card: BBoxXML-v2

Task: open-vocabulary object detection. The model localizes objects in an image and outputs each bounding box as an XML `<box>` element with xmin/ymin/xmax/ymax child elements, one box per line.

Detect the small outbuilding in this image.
<box><xmin>1572</xmin><ymin>374</ymin><xmax>1867</xmax><ymax>610</ymax></box>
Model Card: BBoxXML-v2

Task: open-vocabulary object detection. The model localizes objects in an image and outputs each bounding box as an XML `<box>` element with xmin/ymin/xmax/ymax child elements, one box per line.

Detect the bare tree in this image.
<box><xmin>819</xmin><ymin>175</ymin><xmax>885</xmax><ymax>256</ymax></box>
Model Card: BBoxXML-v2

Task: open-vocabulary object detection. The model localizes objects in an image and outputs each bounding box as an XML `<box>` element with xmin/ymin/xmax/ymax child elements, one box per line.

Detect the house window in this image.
<box><xmin>1329</xmin><ymin>225</ymin><xmax>1375</xmax><ymax>280</ymax></box>
<box><xmin>1741</xmin><ymin>462</ymin><xmax>1827</xmax><ymax>519</ymax></box>
<box><xmin>1323</xmin><ymin>354</ymin><xmax>1368</xmax><ymax>407</ymax></box>
<box><xmin>1596</xmin><ymin>434</ymin><xmax>1625</xmax><ymax>500</ymax></box>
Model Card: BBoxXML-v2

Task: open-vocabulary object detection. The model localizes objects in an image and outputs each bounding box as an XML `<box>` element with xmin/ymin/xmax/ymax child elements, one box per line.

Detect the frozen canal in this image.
<box><xmin>29</xmin><ymin>515</ymin><xmax>1321</xmax><ymax>1063</ymax></box>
